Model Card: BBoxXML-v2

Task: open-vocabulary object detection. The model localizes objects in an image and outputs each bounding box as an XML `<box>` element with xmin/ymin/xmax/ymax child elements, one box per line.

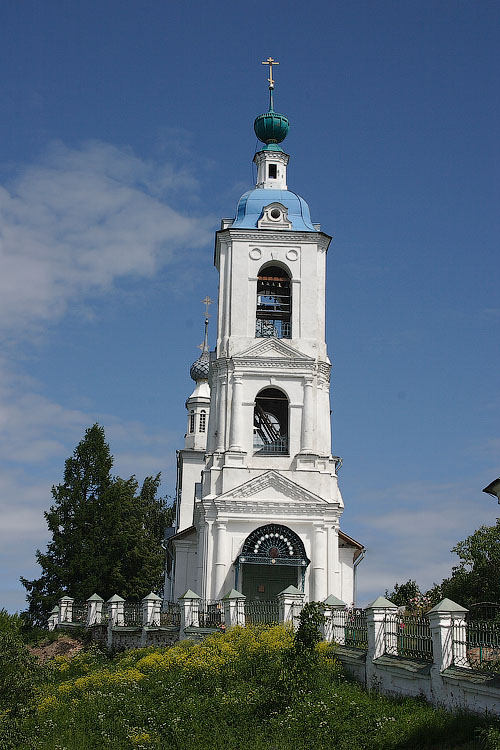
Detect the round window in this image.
<box><xmin>270</xmin><ymin>208</ymin><xmax>281</xmax><ymax>220</ymax></box>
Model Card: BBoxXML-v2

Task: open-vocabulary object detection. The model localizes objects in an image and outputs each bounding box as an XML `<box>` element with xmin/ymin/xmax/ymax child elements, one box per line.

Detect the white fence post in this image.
<box><xmin>365</xmin><ymin>596</ymin><xmax>397</xmax><ymax>689</ymax></box>
<box><xmin>323</xmin><ymin>594</ymin><xmax>346</xmax><ymax>644</ymax></box>
<box><xmin>277</xmin><ymin>585</ymin><xmax>305</xmax><ymax>630</ymax></box>
<box><xmin>86</xmin><ymin>594</ymin><xmax>104</xmax><ymax>626</ymax></box>
<box><xmin>365</xmin><ymin>596</ymin><xmax>397</xmax><ymax>659</ymax></box>
<box><xmin>48</xmin><ymin>606</ymin><xmax>59</xmax><ymax>631</ymax></box>
<box><xmin>106</xmin><ymin>594</ymin><xmax>125</xmax><ymax>626</ymax></box>
<box><xmin>142</xmin><ymin>592</ymin><xmax>162</xmax><ymax>626</ymax></box>
<box><xmin>222</xmin><ymin>589</ymin><xmax>246</xmax><ymax>628</ymax></box>
<box><xmin>59</xmin><ymin>596</ymin><xmax>74</xmax><ymax>624</ymax></box>
<box><xmin>178</xmin><ymin>589</ymin><xmax>201</xmax><ymax>639</ymax></box>
<box><xmin>428</xmin><ymin>598</ymin><xmax>469</xmax><ymax>672</ymax></box>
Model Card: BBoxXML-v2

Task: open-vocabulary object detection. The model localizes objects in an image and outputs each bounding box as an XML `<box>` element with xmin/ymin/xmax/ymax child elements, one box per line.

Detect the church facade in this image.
<box><xmin>167</xmin><ymin>66</ymin><xmax>363</xmax><ymax>605</ymax></box>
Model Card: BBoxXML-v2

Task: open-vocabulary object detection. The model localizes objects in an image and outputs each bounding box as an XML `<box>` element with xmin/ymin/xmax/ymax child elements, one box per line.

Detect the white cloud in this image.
<box><xmin>0</xmin><ymin>140</ymin><xmax>213</xmax><ymax>336</ymax></box>
<box><xmin>0</xmin><ymin>139</ymin><xmax>215</xmax><ymax>611</ymax></box>
<box><xmin>0</xmin><ymin>371</ymin><xmax>179</xmax><ymax>613</ymax></box>
<box><xmin>351</xmin><ymin>479</ymin><xmax>496</xmax><ymax>606</ymax></box>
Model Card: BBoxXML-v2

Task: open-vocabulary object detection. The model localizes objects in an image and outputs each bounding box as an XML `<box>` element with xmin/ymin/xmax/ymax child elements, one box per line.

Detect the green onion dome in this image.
<box><xmin>254</xmin><ymin>110</ymin><xmax>289</xmax><ymax>145</ymax></box>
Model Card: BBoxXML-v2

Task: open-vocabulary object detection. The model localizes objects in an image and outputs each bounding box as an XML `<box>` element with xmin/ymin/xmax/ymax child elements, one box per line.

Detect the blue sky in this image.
<box><xmin>1</xmin><ymin>0</ymin><xmax>498</xmax><ymax>611</ymax></box>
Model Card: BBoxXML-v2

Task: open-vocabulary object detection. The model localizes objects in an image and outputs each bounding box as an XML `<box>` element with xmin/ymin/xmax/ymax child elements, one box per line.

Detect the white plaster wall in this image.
<box><xmin>177</xmin><ymin>452</ymin><xmax>205</xmax><ymax>532</ymax></box>
<box><xmin>339</xmin><ymin>547</ymin><xmax>355</xmax><ymax>606</ymax></box>
<box><xmin>215</xmin><ymin>232</ymin><xmax>330</xmax><ymax>362</ymax></box>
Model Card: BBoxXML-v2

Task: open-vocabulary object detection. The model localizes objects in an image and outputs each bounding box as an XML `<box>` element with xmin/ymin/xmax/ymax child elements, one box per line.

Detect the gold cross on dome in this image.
<box><xmin>262</xmin><ymin>57</ymin><xmax>279</xmax><ymax>89</ymax></box>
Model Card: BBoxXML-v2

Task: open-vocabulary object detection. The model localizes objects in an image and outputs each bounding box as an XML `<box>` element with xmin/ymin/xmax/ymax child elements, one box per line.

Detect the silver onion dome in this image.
<box><xmin>190</xmin><ymin>349</ymin><xmax>210</xmax><ymax>381</ymax></box>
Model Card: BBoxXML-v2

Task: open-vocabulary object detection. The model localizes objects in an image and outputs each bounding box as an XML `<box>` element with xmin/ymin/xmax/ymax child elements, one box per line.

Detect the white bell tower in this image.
<box><xmin>169</xmin><ymin>61</ymin><xmax>363</xmax><ymax>605</ymax></box>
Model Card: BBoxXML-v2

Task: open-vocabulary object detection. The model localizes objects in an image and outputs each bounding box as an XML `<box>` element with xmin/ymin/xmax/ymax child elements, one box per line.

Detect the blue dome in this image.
<box><xmin>232</xmin><ymin>189</ymin><xmax>316</xmax><ymax>231</ymax></box>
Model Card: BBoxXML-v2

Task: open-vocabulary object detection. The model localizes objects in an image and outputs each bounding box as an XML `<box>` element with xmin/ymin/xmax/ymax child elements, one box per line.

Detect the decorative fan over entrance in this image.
<box><xmin>236</xmin><ymin>524</ymin><xmax>309</xmax><ymax>600</ymax></box>
<box><xmin>240</xmin><ymin>523</ymin><xmax>308</xmax><ymax>565</ymax></box>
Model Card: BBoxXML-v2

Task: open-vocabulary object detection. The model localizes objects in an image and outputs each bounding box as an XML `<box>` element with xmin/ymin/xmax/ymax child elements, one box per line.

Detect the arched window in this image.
<box><xmin>255</xmin><ymin>265</ymin><xmax>291</xmax><ymax>339</ymax></box>
<box><xmin>253</xmin><ymin>387</ymin><xmax>289</xmax><ymax>455</ymax></box>
<box><xmin>189</xmin><ymin>411</ymin><xmax>195</xmax><ymax>433</ymax></box>
<box><xmin>199</xmin><ymin>410</ymin><xmax>206</xmax><ymax>433</ymax></box>
<box><xmin>241</xmin><ymin>524</ymin><xmax>308</xmax><ymax>563</ymax></box>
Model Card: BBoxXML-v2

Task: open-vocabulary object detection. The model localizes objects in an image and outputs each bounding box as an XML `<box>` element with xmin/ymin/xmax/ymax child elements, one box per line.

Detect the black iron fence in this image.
<box><xmin>160</xmin><ymin>602</ymin><xmax>181</xmax><ymax>627</ymax></box>
<box><xmin>330</xmin><ymin>608</ymin><xmax>368</xmax><ymax>649</ymax></box>
<box><xmin>453</xmin><ymin>619</ymin><xmax>500</xmax><ymax>671</ymax></box>
<box><xmin>198</xmin><ymin>600</ymin><xmax>224</xmax><ymax>629</ymax></box>
<box><xmin>123</xmin><ymin>603</ymin><xmax>142</xmax><ymax>626</ymax></box>
<box><xmin>71</xmin><ymin>603</ymin><xmax>87</xmax><ymax>624</ymax></box>
<box><xmin>384</xmin><ymin>613</ymin><xmax>433</xmax><ymax>661</ymax></box>
<box><xmin>245</xmin><ymin>600</ymin><xmax>280</xmax><ymax>625</ymax></box>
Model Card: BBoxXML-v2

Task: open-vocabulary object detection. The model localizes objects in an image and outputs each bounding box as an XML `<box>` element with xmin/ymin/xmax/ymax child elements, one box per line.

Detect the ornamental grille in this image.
<box><xmin>240</xmin><ymin>524</ymin><xmax>308</xmax><ymax>566</ymax></box>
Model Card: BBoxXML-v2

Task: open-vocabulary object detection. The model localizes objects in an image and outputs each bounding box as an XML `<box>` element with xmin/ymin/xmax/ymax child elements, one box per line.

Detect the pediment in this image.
<box><xmin>233</xmin><ymin>338</ymin><xmax>314</xmax><ymax>363</ymax></box>
<box><xmin>218</xmin><ymin>470</ymin><xmax>327</xmax><ymax>504</ymax></box>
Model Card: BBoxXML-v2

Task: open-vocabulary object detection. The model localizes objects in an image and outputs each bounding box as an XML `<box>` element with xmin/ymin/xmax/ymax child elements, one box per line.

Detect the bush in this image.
<box><xmin>2</xmin><ymin>624</ymin><xmax>498</xmax><ymax>749</ymax></box>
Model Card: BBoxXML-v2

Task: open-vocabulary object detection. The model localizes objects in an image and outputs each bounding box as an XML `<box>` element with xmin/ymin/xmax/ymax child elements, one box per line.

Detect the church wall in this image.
<box><xmin>217</xmin><ymin>235</ymin><xmax>329</xmax><ymax>361</ymax></box>
<box><xmin>177</xmin><ymin>451</ymin><xmax>205</xmax><ymax>532</ymax></box>
<box><xmin>339</xmin><ymin>547</ymin><xmax>355</xmax><ymax>606</ymax></box>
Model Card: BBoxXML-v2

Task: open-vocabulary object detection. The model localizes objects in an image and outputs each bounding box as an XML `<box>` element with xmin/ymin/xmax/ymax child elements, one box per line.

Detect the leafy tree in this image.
<box><xmin>440</xmin><ymin>519</ymin><xmax>500</xmax><ymax>607</ymax></box>
<box><xmin>21</xmin><ymin>424</ymin><xmax>171</xmax><ymax>625</ymax></box>
<box><xmin>0</xmin><ymin>608</ymin><xmax>48</xmax><ymax>749</ymax></box>
<box><xmin>385</xmin><ymin>579</ymin><xmax>421</xmax><ymax>607</ymax></box>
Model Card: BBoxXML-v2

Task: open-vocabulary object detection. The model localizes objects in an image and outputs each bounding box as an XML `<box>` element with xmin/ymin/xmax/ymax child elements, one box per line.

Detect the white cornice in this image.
<box><xmin>216</xmin><ymin>228</ymin><xmax>332</xmax><ymax>250</ymax></box>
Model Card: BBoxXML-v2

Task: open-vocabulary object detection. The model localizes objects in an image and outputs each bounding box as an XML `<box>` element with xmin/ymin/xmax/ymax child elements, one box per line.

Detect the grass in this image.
<box><xmin>2</xmin><ymin>625</ymin><xmax>500</xmax><ymax>750</ymax></box>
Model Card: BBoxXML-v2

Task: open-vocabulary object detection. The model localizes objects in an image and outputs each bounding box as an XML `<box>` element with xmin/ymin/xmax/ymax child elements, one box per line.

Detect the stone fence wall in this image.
<box><xmin>49</xmin><ymin>589</ymin><xmax>500</xmax><ymax>716</ymax></box>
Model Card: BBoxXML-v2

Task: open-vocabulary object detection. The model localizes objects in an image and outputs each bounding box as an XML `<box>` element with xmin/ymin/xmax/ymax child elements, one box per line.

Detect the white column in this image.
<box><xmin>203</xmin><ymin>519</ymin><xmax>214</xmax><ymax>600</ymax></box>
<box><xmin>219</xmin><ymin>243</ymin><xmax>231</xmax><ymax>349</ymax></box>
<box><xmin>196</xmin><ymin>526</ymin><xmax>206</xmax><ymax>593</ymax></box>
<box><xmin>326</xmin><ymin>523</ymin><xmax>341</xmax><ymax>599</ymax></box>
<box><xmin>215</xmin><ymin>376</ymin><xmax>227</xmax><ymax>452</ymax></box>
<box><xmin>300</xmin><ymin>377</ymin><xmax>314</xmax><ymax>453</ymax></box>
<box><xmin>229</xmin><ymin>375</ymin><xmax>243</xmax><ymax>451</ymax></box>
<box><xmin>213</xmin><ymin>521</ymin><xmax>228</xmax><ymax>599</ymax></box>
<box><xmin>313</xmin><ymin>524</ymin><xmax>328</xmax><ymax>601</ymax></box>
<box><xmin>320</xmin><ymin>379</ymin><xmax>332</xmax><ymax>455</ymax></box>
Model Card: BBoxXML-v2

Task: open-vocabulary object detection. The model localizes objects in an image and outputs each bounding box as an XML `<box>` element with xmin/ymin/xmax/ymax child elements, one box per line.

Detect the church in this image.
<box><xmin>166</xmin><ymin>60</ymin><xmax>364</xmax><ymax>605</ymax></box>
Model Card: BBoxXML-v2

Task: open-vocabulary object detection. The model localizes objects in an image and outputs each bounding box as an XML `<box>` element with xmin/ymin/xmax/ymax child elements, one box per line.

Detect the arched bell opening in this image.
<box><xmin>235</xmin><ymin>523</ymin><xmax>309</xmax><ymax>601</ymax></box>
<box><xmin>255</xmin><ymin>264</ymin><xmax>291</xmax><ymax>339</ymax></box>
<box><xmin>253</xmin><ymin>387</ymin><xmax>289</xmax><ymax>455</ymax></box>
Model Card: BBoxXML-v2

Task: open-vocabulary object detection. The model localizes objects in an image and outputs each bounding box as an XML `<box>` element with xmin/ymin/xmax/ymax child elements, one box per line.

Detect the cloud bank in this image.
<box><xmin>0</xmin><ymin>141</ymin><xmax>214</xmax><ymax>611</ymax></box>
<box><xmin>0</xmin><ymin>141</ymin><xmax>213</xmax><ymax>336</ymax></box>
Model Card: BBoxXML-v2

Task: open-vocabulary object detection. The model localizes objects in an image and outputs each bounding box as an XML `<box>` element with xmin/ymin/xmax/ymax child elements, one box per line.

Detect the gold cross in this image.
<box><xmin>262</xmin><ymin>57</ymin><xmax>279</xmax><ymax>89</ymax></box>
<box><xmin>201</xmin><ymin>296</ymin><xmax>213</xmax><ymax>317</ymax></box>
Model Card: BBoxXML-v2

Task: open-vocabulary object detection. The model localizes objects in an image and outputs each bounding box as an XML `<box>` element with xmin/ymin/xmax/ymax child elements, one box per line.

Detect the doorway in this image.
<box><xmin>241</xmin><ymin>563</ymin><xmax>298</xmax><ymax>601</ymax></box>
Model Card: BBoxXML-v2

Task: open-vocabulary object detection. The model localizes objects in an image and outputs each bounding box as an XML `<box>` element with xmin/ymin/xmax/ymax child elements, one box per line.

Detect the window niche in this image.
<box><xmin>255</xmin><ymin>264</ymin><xmax>291</xmax><ymax>339</ymax></box>
<box><xmin>253</xmin><ymin>387</ymin><xmax>289</xmax><ymax>455</ymax></box>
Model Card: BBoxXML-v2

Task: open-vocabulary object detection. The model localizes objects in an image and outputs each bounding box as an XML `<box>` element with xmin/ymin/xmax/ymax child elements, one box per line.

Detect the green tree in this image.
<box><xmin>385</xmin><ymin>579</ymin><xmax>421</xmax><ymax>607</ymax></box>
<box><xmin>21</xmin><ymin>424</ymin><xmax>171</xmax><ymax>625</ymax></box>
<box><xmin>440</xmin><ymin>519</ymin><xmax>500</xmax><ymax>607</ymax></box>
